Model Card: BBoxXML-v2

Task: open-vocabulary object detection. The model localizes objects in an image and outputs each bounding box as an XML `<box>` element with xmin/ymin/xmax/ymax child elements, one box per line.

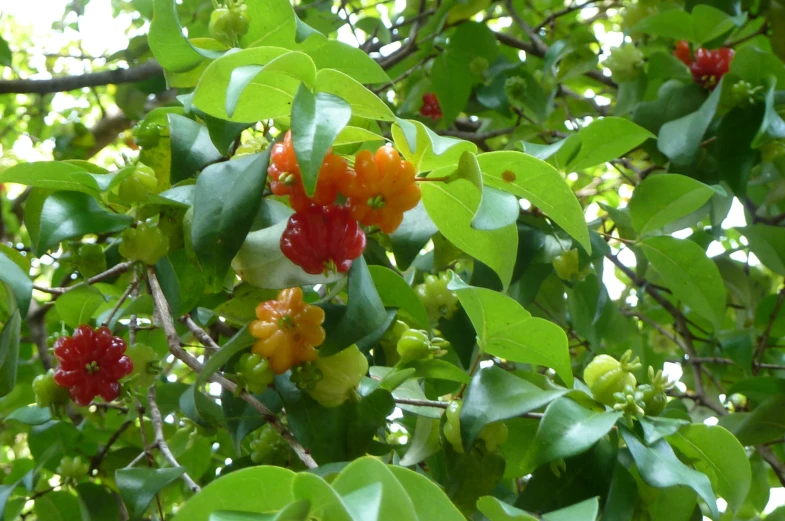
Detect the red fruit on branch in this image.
<box><xmin>674</xmin><ymin>40</ymin><xmax>692</xmax><ymax>66</ymax></box>
<box><xmin>420</xmin><ymin>92</ymin><xmax>443</xmax><ymax>121</ymax></box>
<box><xmin>689</xmin><ymin>47</ymin><xmax>734</xmax><ymax>90</ymax></box>
<box><xmin>268</xmin><ymin>131</ymin><xmax>347</xmax><ymax>212</ymax></box>
<box><xmin>52</xmin><ymin>326</ymin><xmax>133</xmax><ymax>406</ymax></box>
<box><xmin>280</xmin><ymin>205</ymin><xmax>366</xmax><ymax>275</ymax></box>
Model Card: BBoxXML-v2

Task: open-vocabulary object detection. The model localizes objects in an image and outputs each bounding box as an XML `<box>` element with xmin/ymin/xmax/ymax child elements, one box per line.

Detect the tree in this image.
<box><xmin>0</xmin><ymin>0</ymin><xmax>784</xmax><ymax>519</ymax></box>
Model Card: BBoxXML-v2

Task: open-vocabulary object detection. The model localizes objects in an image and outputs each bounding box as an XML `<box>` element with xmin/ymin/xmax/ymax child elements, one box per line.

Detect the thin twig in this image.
<box><xmin>147</xmin><ymin>385</ymin><xmax>201</xmax><ymax>493</ymax></box>
<box><xmin>754</xmin><ymin>285</ymin><xmax>785</xmax><ymax>366</ymax></box>
<box><xmin>34</xmin><ymin>261</ymin><xmax>135</xmax><ymax>295</ymax></box>
<box><xmin>148</xmin><ymin>268</ymin><xmax>317</xmax><ymax>469</ymax></box>
<box><xmin>90</xmin><ymin>420</ymin><xmax>133</xmax><ymax>472</ymax></box>
<box><xmin>102</xmin><ymin>275</ymin><xmax>139</xmax><ymax>327</ymax></box>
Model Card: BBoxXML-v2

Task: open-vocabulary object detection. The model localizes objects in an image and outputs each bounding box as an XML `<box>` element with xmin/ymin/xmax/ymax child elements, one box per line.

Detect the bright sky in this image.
<box><xmin>1</xmin><ymin>2</ymin><xmax>780</xmax><ymax>516</ymax></box>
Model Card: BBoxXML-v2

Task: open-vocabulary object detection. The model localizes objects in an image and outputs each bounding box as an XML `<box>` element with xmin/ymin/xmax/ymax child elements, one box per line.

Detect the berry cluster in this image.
<box><xmin>674</xmin><ymin>40</ymin><xmax>734</xmax><ymax>90</ymax></box>
<box><xmin>270</xmin><ymin>131</ymin><xmax>420</xmax><ymax>275</ymax></box>
<box><xmin>419</xmin><ymin>93</ymin><xmax>443</xmax><ymax>121</ymax></box>
<box><xmin>52</xmin><ymin>326</ymin><xmax>133</xmax><ymax>406</ymax></box>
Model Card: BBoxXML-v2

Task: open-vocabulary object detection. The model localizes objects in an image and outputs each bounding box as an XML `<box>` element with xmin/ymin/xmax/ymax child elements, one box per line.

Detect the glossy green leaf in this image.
<box><xmin>191</xmin><ymin>151</ymin><xmax>269</xmax><ymax>289</ymax></box>
<box><xmin>28</xmin><ymin>191</ymin><xmax>132</xmax><ymax>255</ymax></box>
<box><xmin>389</xmin><ymin>201</ymin><xmax>437</xmax><ymax>270</ymax></box>
<box><xmin>209</xmin><ymin>512</ymin><xmax>275</xmax><ymax>521</ymax></box>
<box><xmin>292</xmin><ymin>473</ymin><xmax>352</xmax><ymax>521</ymax></box>
<box><xmin>460</xmin><ymin>366</ymin><xmax>568</xmax><ymax>447</ymax></box>
<box><xmin>315</xmin><ymin>69</ymin><xmax>395</xmax><ymax>121</ymax></box>
<box><xmin>148</xmin><ymin>0</ymin><xmax>222</xmax><ymax>73</ymax></box>
<box><xmin>639</xmin><ymin>416</ymin><xmax>689</xmax><ymax>445</ymax></box>
<box><xmin>332</xmin><ymin>458</ymin><xmax>417</xmax><ymax>521</ymax></box>
<box><xmin>291</xmin><ymin>86</ymin><xmax>351</xmax><ymax>196</ymax></box>
<box><xmin>401</xmin><ymin>359</ymin><xmax>470</xmax><ymax>384</ymax></box>
<box><xmin>518</xmin><ymin>398</ymin><xmax>621</xmax><ymax>474</ymax></box>
<box><xmin>629</xmin><ymin>174</ymin><xmax>716</xmax><ymax>235</ymax></box>
<box><xmin>198</xmin><ymin>326</ymin><xmax>255</xmax><ymax>384</ymax></box>
<box><xmin>168</xmin><ymin>114</ymin><xmax>223</xmax><ymax>184</ymax></box>
<box><xmin>295</xmin><ymin>38</ymin><xmax>389</xmax><ymax>84</ymax></box>
<box><xmin>154</xmin><ymin>249</ymin><xmax>206</xmax><ymax>316</ymax></box>
<box><xmin>0</xmin><ymin>309</ymin><xmax>21</xmax><ymax>398</ymax></box>
<box><xmin>718</xmin><ymin>394</ymin><xmax>785</xmax><ymax>446</ymax></box>
<box><xmin>563</xmin><ymin>117</ymin><xmax>654</xmax><ymax>172</ymax></box>
<box><xmin>666</xmin><ymin>424</ymin><xmax>751</xmax><ymax>512</ymax></box>
<box><xmin>5</xmin><ymin>405</ymin><xmax>51</xmax><ymax>425</ymax></box>
<box><xmin>387</xmin><ymin>465</ymin><xmax>465</xmax><ymax>521</ymax></box>
<box><xmin>477</xmin><ymin>496</ymin><xmax>538</xmax><ymax>521</ymax></box>
<box><xmin>77</xmin><ymin>483</ymin><xmax>121</xmax><ymax>521</ymax></box>
<box><xmin>738</xmin><ymin>225</ymin><xmax>785</xmax><ymax>275</ymax></box>
<box><xmin>33</xmin><ymin>490</ymin><xmax>82</xmax><ymax>521</ymax></box>
<box><xmin>240</xmin><ymin>0</ymin><xmax>296</xmax><ymax>48</ymax></box>
<box><xmin>731</xmin><ymin>46</ymin><xmax>785</xmax><ymax>90</ymax></box>
<box><xmin>368</xmin><ymin>265</ymin><xmax>429</xmax><ymax>329</ymax></box>
<box><xmin>658</xmin><ymin>82</ymin><xmax>722</xmax><ymax>164</ymax></box>
<box><xmin>116</xmin><ymin>467</ymin><xmax>186</xmax><ymax>521</ymax></box>
<box><xmin>320</xmin><ymin>257</ymin><xmax>387</xmax><ymax>356</ymax></box>
<box><xmin>392</xmin><ymin>119</ymin><xmax>477</xmax><ymax>173</ymax></box>
<box><xmin>476</xmin><ymin>151</ymin><xmax>590</xmax><ymax>253</ymax></box>
<box><xmin>448</xmin><ymin>277</ymin><xmax>573</xmax><ymax>387</ymax></box>
<box><xmin>421</xmin><ymin>177</ymin><xmax>517</xmax><ymax>288</ymax></box>
<box><xmin>0</xmin><ymin>251</ymin><xmax>32</xmax><ymax>316</ymax></box>
<box><xmin>621</xmin><ymin>429</ymin><xmax>719</xmax><ymax>519</ymax></box>
<box><xmin>542</xmin><ymin>497</ymin><xmax>600</xmax><ymax>521</ymax></box>
<box><xmin>55</xmin><ymin>285</ymin><xmax>106</xmax><ymax>328</ymax></box>
<box><xmin>631</xmin><ymin>9</ymin><xmax>693</xmax><ymax>40</ymax></box>
<box><xmin>0</xmin><ymin>162</ymin><xmax>104</xmax><ymax>196</ymax></box>
<box><xmin>399</xmin><ymin>416</ymin><xmax>442</xmax><ymax>466</ymax></box>
<box><xmin>471</xmin><ymin>186</ymin><xmax>520</xmax><ymax>231</ymax></box>
<box><xmin>171</xmin><ymin>467</ymin><xmax>296</xmax><ymax>521</ymax></box>
<box><xmin>641</xmin><ymin>236</ymin><xmax>727</xmax><ymax>330</ymax></box>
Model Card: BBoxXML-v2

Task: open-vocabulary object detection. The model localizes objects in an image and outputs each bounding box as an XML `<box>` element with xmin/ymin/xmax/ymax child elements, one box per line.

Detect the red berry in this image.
<box><xmin>52</xmin><ymin>326</ymin><xmax>133</xmax><ymax>406</ymax></box>
<box><xmin>280</xmin><ymin>205</ymin><xmax>366</xmax><ymax>275</ymax></box>
<box><xmin>674</xmin><ymin>40</ymin><xmax>692</xmax><ymax>66</ymax></box>
<box><xmin>690</xmin><ymin>47</ymin><xmax>734</xmax><ymax>90</ymax></box>
<box><xmin>420</xmin><ymin>93</ymin><xmax>443</xmax><ymax>121</ymax></box>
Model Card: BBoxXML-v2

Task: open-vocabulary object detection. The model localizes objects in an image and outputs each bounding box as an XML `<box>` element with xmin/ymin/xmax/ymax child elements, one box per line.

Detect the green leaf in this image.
<box><xmin>387</xmin><ymin>465</ymin><xmax>465</xmax><ymax>521</ymax></box>
<box><xmin>292</xmin><ymin>474</ymin><xmax>352</xmax><ymax>521</ymax></box>
<box><xmin>320</xmin><ymin>257</ymin><xmax>387</xmax><ymax>356</ymax></box>
<box><xmin>399</xmin><ymin>417</ymin><xmax>442</xmax><ymax>467</ymax></box>
<box><xmin>731</xmin><ymin>46</ymin><xmax>785</xmax><ymax>90</ymax></box>
<box><xmin>28</xmin><ymin>191</ymin><xmax>132</xmax><ymax>256</ymax></box>
<box><xmin>34</xmin><ymin>491</ymin><xmax>82</xmax><ymax>521</ymax></box>
<box><xmin>332</xmin><ymin>458</ymin><xmax>417</xmax><ymax>521</ymax></box>
<box><xmin>542</xmin><ymin>497</ymin><xmax>600</xmax><ymax>521</ymax></box>
<box><xmin>477</xmin><ymin>496</ymin><xmax>538</xmax><ymax>521</ymax></box>
<box><xmin>563</xmin><ymin>117</ymin><xmax>654</xmax><ymax>172</ymax></box>
<box><xmin>631</xmin><ymin>9</ymin><xmax>693</xmax><ymax>40</ymax></box>
<box><xmin>154</xmin><ymin>250</ymin><xmax>206</xmax><ymax>315</ymax></box>
<box><xmin>0</xmin><ymin>252</ymin><xmax>33</xmax><ymax>316</ymax></box>
<box><xmin>77</xmin><ymin>483</ymin><xmax>120</xmax><ymax>521</ymax></box>
<box><xmin>191</xmin><ymin>152</ymin><xmax>269</xmax><ymax>289</ymax></box>
<box><xmin>666</xmin><ymin>424</ymin><xmax>751</xmax><ymax>512</ymax></box>
<box><xmin>334</xmin><ymin>126</ymin><xmax>385</xmax><ymax>146</ymax></box>
<box><xmin>421</xmin><ymin>178</ymin><xmax>517</xmax><ymax>288</ymax></box>
<box><xmin>0</xmin><ymin>162</ymin><xmax>103</xmax><ymax>196</ymax></box>
<box><xmin>621</xmin><ymin>429</ymin><xmax>719</xmax><ymax>519</ymax></box>
<box><xmin>471</xmin><ymin>187</ymin><xmax>520</xmax><ymax>231</ymax></box>
<box><xmin>392</xmin><ymin>119</ymin><xmax>477</xmax><ymax>173</ymax></box>
<box><xmin>116</xmin><ymin>467</ymin><xmax>186</xmax><ymax>521</ymax></box>
<box><xmin>295</xmin><ymin>38</ymin><xmax>389</xmax><ymax>84</ymax></box>
<box><xmin>149</xmin><ymin>0</ymin><xmax>222</xmax><ymax>72</ymax></box>
<box><xmin>6</xmin><ymin>405</ymin><xmax>51</xmax><ymax>426</ymax></box>
<box><xmin>0</xmin><ymin>37</ymin><xmax>11</xmax><ymax>67</ymax></box>
<box><xmin>0</xmin><ymin>310</ymin><xmax>22</xmax><ymax>398</ymax></box>
<box><xmin>639</xmin><ymin>416</ymin><xmax>689</xmax><ymax>445</ymax></box>
<box><xmin>168</xmin><ymin>114</ymin><xmax>223</xmax><ymax>184</ymax></box>
<box><xmin>55</xmin><ymin>285</ymin><xmax>106</xmax><ymax>328</ymax></box>
<box><xmin>204</xmin><ymin>116</ymin><xmax>250</xmax><ymax>156</ymax></box>
<box><xmin>629</xmin><ymin>174</ymin><xmax>716</xmax><ymax>236</ymax></box>
<box><xmin>240</xmin><ymin>0</ymin><xmax>296</xmax><ymax>48</ymax></box>
<box><xmin>518</xmin><ymin>398</ymin><xmax>621</xmax><ymax>475</ymax></box>
<box><xmin>400</xmin><ymin>359</ymin><xmax>471</xmax><ymax>384</ymax></box>
<box><xmin>389</xmin><ymin>201</ymin><xmax>437</xmax><ymax>270</ymax></box>
<box><xmin>198</xmin><ymin>326</ymin><xmax>255</xmax><ymax>384</ymax></box>
<box><xmin>460</xmin><ymin>366</ymin><xmax>568</xmax><ymax>447</ymax></box>
<box><xmin>718</xmin><ymin>394</ymin><xmax>785</xmax><ymax>446</ymax></box>
<box><xmin>222</xmin><ymin>387</ymin><xmax>282</xmax><ymax>453</ymax></box>
<box><xmin>171</xmin><ymin>467</ymin><xmax>296</xmax><ymax>521</ymax></box>
<box><xmin>369</xmin><ymin>366</ymin><xmax>442</xmax><ymax>418</ymax></box>
<box><xmin>340</xmin><ymin>484</ymin><xmax>383</xmax><ymax>521</ymax></box>
<box><xmin>291</xmin><ymin>86</ymin><xmax>351</xmax><ymax>196</ymax></box>
<box><xmin>692</xmin><ymin>5</ymin><xmax>738</xmax><ymax>44</ymax></box>
<box><xmin>476</xmin><ymin>151</ymin><xmax>590</xmax><ymax>253</ymax></box>
<box><xmin>640</xmin><ymin>236</ymin><xmax>727</xmax><ymax>330</ymax></box>
<box><xmin>209</xmin><ymin>512</ymin><xmax>275</xmax><ymax>521</ymax></box>
<box><xmin>315</xmin><ymin>69</ymin><xmax>395</xmax><ymax>121</ymax></box>
<box><xmin>368</xmin><ymin>265</ymin><xmax>429</xmax><ymax>329</ymax></box>
<box><xmin>448</xmin><ymin>277</ymin><xmax>574</xmax><ymax>386</ymax></box>
<box><xmin>738</xmin><ymin>225</ymin><xmax>785</xmax><ymax>275</ymax></box>
<box><xmin>658</xmin><ymin>82</ymin><xmax>722</xmax><ymax>164</ymax></box>
<box><xmin>224</xmin><ymin>52</ymin><xmax>317</xmax><ymax>118</ymax></box>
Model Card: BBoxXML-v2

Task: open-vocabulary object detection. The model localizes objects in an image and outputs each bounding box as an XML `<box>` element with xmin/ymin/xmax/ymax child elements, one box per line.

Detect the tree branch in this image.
<box><xmin>147</xmin><ymin>268</ymin><xmax>318</xmax><ymax>469</ymax></box>
<box><xmin>0</xmin><ymin>61</ymin><xmax>163</xmax><ymax>95</ymax></box>
<box><xmin>147</xmin><ymin>385</ymin><xmax>201</xmax><ymax>493</ymax></box>
<box><xmin>34</xmin><ymin>261</ymin><xmax>134</xmax><ymax>295</ymax></box>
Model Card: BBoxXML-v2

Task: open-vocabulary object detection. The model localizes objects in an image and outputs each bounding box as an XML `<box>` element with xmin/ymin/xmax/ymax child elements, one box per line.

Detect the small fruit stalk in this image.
<box><xmin>443</xmin><ymin>399</ymin><xmax>508</xmax><ymax>454</ymax></box>
<box><xmin>209</xmin><ymin>0</ymin><xmax>250</xmax><ymax>46</ymax></box>
<box><xmin>340</xmin><ymin>146</ymin><xmax>422</xmax><ymax>234</ymax></box>
<box><xmin>280</xmin><ymin>205</ymin><xmax>366</xmax><ymax>275</ymax></box>
<box><xmin>583</xmin><ymin>350</ymin><xmax>641</xmax><ymax>407</ymax></box>
<box><xmin>249</xmin><ymin>287</ymin><xmax>326</xmax><ymax>374</ymax></box>
<box><xmin>293</xmin><ymin>345</ymin><xmax>369</xmax><ymax>408</ymax></box>
<box><xmin>415</xmin><ymin>272</ymin><xmax>459</xmax><ymax>324</ymax></box>
<box><xmin>52</xmin><ymin>326</ymin><xmax>134</xmax><ymax>406</ymax></box>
